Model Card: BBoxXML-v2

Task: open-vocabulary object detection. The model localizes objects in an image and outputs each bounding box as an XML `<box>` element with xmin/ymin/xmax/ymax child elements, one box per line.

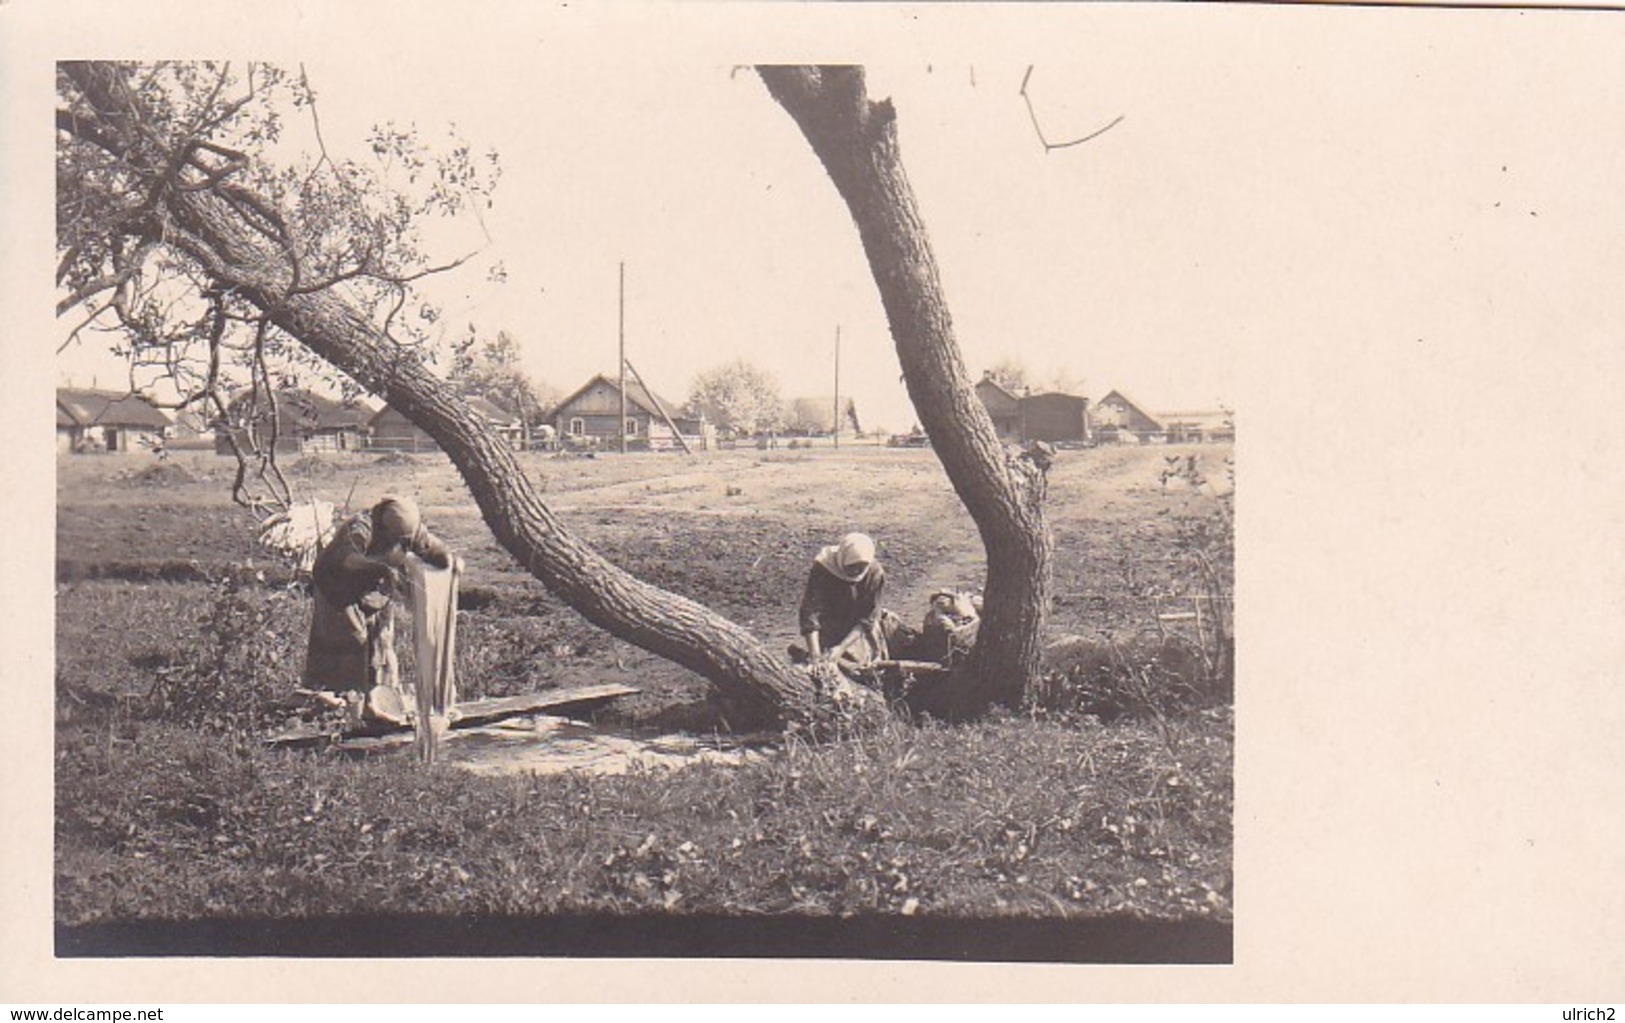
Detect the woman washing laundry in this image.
<box><xmin>794</xmin><ymin>531</ymin><xmax>889</xmax><ymax>667</ymax></box>
<box><xmin>304</xmin><ymin>495</ymin><xmax>457</xmax><ymax>724</ymax></box>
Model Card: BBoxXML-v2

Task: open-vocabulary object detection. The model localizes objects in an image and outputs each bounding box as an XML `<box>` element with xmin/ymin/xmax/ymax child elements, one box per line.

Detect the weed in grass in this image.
<box><xmin>146</xmin><ymin>571</ymin><xmax>308</xmax><ymax>739</ymax></box>
<box><xmin>55</xmin><ymin>708</ymin><xmax>1231</xmax><ymax>926</ymax></box>
<box><xmin>1029</xmin><ymin>453</ymin><xmax>1234</xmax><ymax>727</ymax></box>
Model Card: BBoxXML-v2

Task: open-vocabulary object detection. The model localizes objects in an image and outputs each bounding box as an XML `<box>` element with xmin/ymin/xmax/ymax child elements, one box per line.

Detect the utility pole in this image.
<box><xmin>618</xmin><ymin>261</ymin><xmax>627</xmax><ymax>455</ymax></box>
<box><xmin>832</xmin><ymin>324</ymin><xmax>841</xmax><ymax>450</ymax></box>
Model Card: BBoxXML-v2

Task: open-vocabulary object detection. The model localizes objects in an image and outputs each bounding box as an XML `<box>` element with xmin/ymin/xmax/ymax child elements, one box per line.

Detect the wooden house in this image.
<box><xmin>972</xmin><ymin>374</ymin><xmax>1090</xmax><ymax>445</ymax></box>
<box><xmin>973</xmin><ymin>375</ymin><xmax>1025</xmax><ymax>444</ymax></box>
<box><xmin>56</xmin><ymin>388</ymin><xmax>173</xmax><ymax>453</ymax></box>
<box><xmin>369</xmin><ymin>396</ymin><xmax>525</xmax><ymax>453</ymax></box>
<box><xmin>553</xmin><ymin>373</ymin><xmax>710</xmax><ymax>451</ymax></box>
<box><xmin>1092</xmin><ymin>390</ymin><xmax>1165</xmax><ymax>443</ymax></box>
<box><xmin>215</xmin><ymin>388</ymin><xmax>374</xmax><ymax>455</ymax></box>
<box><xmin>1020</xmin><ymin>391</ymin><xmax>1090</xmax><ymax>444</ymax></box>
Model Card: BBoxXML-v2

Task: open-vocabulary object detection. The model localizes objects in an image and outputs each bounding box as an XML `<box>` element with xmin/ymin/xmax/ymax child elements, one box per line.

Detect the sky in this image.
<box><xmin>48</xmin><ymin>6</ymin><xmax>1625</xmax><ymax>437</ymax></box>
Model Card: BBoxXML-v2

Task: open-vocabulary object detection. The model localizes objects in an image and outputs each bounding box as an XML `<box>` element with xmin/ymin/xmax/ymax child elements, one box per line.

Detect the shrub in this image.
<box><xmin>1034</xmin><ymin>451</ymin><xmax>1234</xmax><ymax>723</ymax></box>
<box><xmin>1032</xmin><ymin>634</ymin><xmax>1229</xmax><ymax>723</ymax></box>
<box><xmin>147</xmin><ymin>573</ymin><xmax>308</xmax><ymax>738</ymax></box>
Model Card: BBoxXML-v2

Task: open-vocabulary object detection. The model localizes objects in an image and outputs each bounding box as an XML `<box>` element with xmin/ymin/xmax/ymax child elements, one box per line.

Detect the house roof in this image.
<box><xmin>56</xmin><ymin>388</ymin><xmax>173</xmax><ymax>430</ymax></box>
<box><xmin>464</xmin><ymin>395</ymin><xmax>519</xmax><ymax>425</ymax></box>
<box><xmin>224</xmin><ymin>388</ymin><xmax>375</xmax><ymax>430</ymax></box>
<box><xmin>1097</xmin><ymin>389</ymin><xmax>1163</xmax><ymax>430</ymax></box>
<box><xmin>975</xmin><ymin>376</ymin><xmax>1024</xmax><ymax>403</ymax></box>
<box><xmin>555</xmin><ymin>372</ymin><xmax>687</xmax><ymax>421</ymax></box>
<box><xmin>1021</xmin><ymin>390</ymin><xmax>1087</xmax><ymax>405</ymax></box>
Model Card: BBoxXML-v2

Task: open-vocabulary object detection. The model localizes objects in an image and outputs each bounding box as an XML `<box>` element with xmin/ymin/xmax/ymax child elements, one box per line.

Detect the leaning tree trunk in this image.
<box><xmin>60</xmin><ymin>60</ymin><xmax>882</xmax><ymax>733</ymax></box>
<box><xmin>759</xmin><ymin>66</ymin><xmax>1054</xmax><ymax>716</ymax></box>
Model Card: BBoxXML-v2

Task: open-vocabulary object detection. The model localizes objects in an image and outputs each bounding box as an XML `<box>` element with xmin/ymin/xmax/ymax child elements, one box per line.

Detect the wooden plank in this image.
<box><xmin>265</xmin><ymin>682</ymin><xmax>640</xmax><ymax>748</ymax></box>
<box><xmin>451</xmin><ymin>683</ymin><xmax>639</xmax><ymax>728</ymax></box>
<box><xmin>623</xmin><ymin>357</ymin><xmax>693</xmax><ymax>455</ymax></box>
<box><xmin>867</xmin><ymin>660</ymin><xmax>952</xmax><ymax>675</ymax></box>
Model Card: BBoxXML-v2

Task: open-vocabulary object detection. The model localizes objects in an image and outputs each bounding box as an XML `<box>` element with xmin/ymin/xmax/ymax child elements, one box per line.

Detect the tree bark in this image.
<box><xmin>60</xmin><ymin>60</ymin><xmax>883</xmax><ymax>733</ymax></box>
<box><xmin>758</xmin><ymin>66</ymin><xmax>1054</xmax><ymax>715</ymax></box>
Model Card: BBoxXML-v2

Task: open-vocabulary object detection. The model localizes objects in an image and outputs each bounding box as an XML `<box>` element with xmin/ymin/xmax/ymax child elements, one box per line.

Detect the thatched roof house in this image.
<box><xmin>56</xmin><ymin>387</ymin><xmax>172</xmax><ymax>453</ymax></box>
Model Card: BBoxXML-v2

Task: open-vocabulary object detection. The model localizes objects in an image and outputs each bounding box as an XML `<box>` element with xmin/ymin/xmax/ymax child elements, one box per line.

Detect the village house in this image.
<box><xmin>214</xmin><ymin>388</ymin><xmax>374</xmax><ymax>455</ymax></box>
<box><xmin>553</xmin><ymin>372</ymin><xmax>711</xmax><ymax>451</ymax></box>
<box><xmin>369</xmin><ymin>396</ymin><xmax>526</xmax><ymax>453</ymax></box>
<box><xmin>972</xmin><ymin>376</ymin><xmax>1024</xmax><ymax>444</ymax></box>
<box><xmin>56</xmin><ymin>387</ymin><xmax>173</xmax><ymax>453</ymax></box>
<box><xmin>1092</xmin><ymin>390</ymin><xmax>1234</xmax><ymax>444</ymax></box>
<box><xmin>972</xmin><ymin>373</ymin><xmax>1090</xmax><ymax>446</ymax></box>
<box><xmin>1091</xmin><ymin>389</ymin><xmax>1165</xmax><ymax>444</ymax></box>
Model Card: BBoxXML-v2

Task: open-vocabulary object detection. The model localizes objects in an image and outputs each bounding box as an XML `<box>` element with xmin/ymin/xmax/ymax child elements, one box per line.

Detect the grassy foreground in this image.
<box><xmin>56</xmin><ymin>708</ymin><xmax>1231</xmax><ymax>927</ymax></box>
<box><xmin>55</xmin><ymin>445</ymin><xmax>1233</xmax><ymax>955</ymax></box>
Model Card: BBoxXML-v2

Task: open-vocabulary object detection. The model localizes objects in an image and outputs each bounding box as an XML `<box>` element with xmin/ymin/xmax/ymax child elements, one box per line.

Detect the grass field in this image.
<box><xmin>54</xmin><ymin>441</ymin><xmax>1234</xmax><ymax>958</ymax></box>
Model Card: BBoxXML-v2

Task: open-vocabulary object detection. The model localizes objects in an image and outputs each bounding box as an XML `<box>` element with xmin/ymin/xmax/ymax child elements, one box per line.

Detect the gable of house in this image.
<box><xmin>1094</xmin><ymin>390</ymin><xmax>1163</xmax><ymax>433</ymax></box>
<box><xmin>555</xmin><ymin>373</ymin><xmax>685</xmax><ymax>421</ymax></box>
<box><xmin>974</xmin><ymin>377</ymin><xmax>1023</xmax><ymax>417</ymax></box>
<box><xmin>553</xmin><ymin>373</ymin><xmax>709</xmax><ymax>446</ymax></box>
<box><xmin>557</xmin><ymin>374</ymin><xmax>698</xmax><ymax>427</ymax></box>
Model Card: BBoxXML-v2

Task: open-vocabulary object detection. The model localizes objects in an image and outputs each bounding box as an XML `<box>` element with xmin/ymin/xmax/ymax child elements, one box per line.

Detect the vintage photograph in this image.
<box><xmin>51</xmin><ymin>55</ymin><xmax>1235</xmax><ymax>961</ymax></box>
<box><xmin>12</xmin><ymin>0</ymin><xmax>1625</xmax><ymax>1004</ymax></box>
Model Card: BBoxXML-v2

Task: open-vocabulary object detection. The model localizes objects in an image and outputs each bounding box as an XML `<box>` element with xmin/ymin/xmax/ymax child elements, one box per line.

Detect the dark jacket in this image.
<box><xmin>798</xmin><ymin>561</ymin><xmax>886</xmax><ymax>645</ymax></box>
<box><xmin>303</xmin><ymin>514</ymin><xmax>450</xmax><ymax>691</ymax></box>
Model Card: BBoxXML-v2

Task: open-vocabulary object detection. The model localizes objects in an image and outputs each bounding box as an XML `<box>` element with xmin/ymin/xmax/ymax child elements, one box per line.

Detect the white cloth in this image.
<box><xmin>406</xmin><ymin>554</ymin><xmax>460</xmax><ymax>761</ymax></box>
<box><xmin>256</xmin><ymin>500</ymin><xmax>336</xmax><ymax>572</ymax></box>
<box><xmin>813</xmin><ymin>532</ymin><xmax>877</xmax><ymax>583</ymax></box>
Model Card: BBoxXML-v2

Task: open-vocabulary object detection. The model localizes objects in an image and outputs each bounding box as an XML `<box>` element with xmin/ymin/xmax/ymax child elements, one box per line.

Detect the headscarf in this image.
<box><xmin>371</xmin><ymin>495</ymin><xmax>424</xmax><ymax>548</ymax></box>
<box><xmin>814</xmin><ymin>532</ymin><xmax>877</xmax><ymax>584</ymax></box>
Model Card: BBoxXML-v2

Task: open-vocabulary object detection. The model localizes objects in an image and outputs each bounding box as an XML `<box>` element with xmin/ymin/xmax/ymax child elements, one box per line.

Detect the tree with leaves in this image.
<box><xmin>57</xmin><ymin>61</ymin><xmax>501</xmax><ymax>506</ymax></box>
<box><xmin>56</xmin><ymin>61</ymin><xmax>1053</xmax><ymax>725</ymax></box>
<box><xmin>451</xmin><ymin>329</ymin><xmax>559</xmax><ymax>448</ymax></box>
<box><xmin>685</xmin><ymin>358</ymin><xmax>785</xmax><ymax>439</ymax></box>
<box><xmin>782</xmin><ymin>396</ymin><xmax>832</xmax><ymax>435</ymax></box>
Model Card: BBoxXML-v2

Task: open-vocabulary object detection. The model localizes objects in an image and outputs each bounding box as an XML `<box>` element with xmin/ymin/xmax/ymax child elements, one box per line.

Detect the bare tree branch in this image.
<box><xmin>56</xmin><ymin>269</ymin><xmax>137</xmax><ymax>318</ymax></box>
<box><xmin>57</xmin><ymin>300</ymin><xmax>113</xmax><ymax>355</ymax></box>
<box><xmin>1019</xmin><ymin>64</ymin><xmax>1124</xmax><ymax>153</ymax></box>
<box><xmin>56</xmin><ymin>238</ymin><xmax>160</xmax><ymax>316</ymax></box>
<box><xmin>296</xmin><ymin>63</ymin><xmax>348</xmax><ymax>201</ymax></box>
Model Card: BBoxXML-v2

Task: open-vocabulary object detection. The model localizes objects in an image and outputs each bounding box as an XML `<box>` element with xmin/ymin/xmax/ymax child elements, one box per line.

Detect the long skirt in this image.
<box><xmin>304</xmin><ymin>588</ymin><xmax>397</xmax><ymax>693</ymax></box>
